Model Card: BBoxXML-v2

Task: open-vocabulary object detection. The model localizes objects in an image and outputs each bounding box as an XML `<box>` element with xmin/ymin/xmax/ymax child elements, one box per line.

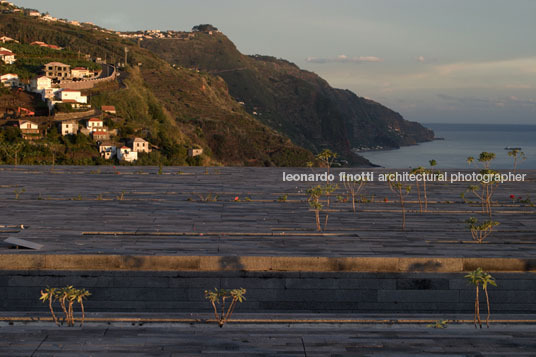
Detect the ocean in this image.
<box><xmin>359</xmin><ymin>123</ymin><xmax>536</xmax><ymax>169</ymax></box>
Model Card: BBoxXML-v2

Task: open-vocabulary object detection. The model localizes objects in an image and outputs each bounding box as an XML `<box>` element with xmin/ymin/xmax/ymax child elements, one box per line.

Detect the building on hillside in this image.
<box><xmin>30</xmin><ymin>76</ymin><xmax>52</xmax><ymax>91</ymax></box>
<box><xmin>99</xmin><ymin>142</ymin><xmax>117</xmax><ymax>160</ymax></box>
<box><xmin>130</xmin><ymin>137</ymin><xmax>151</xmax><ymax>153</ymax></box>
<box><xmin>28</xmin><ymin>10</ymin><xmax>41</xmax><ymax>17</ymax></box>
<box><xmin>0</xmin><ymin>73</ymin><xmax>18</xmax><ymax>87</ymax></box>
<box><xmin>69</xmin><ymin>20</ymin><xmax>81</xmax><ymax>26</ymax></box>
<box><xmin>101</xmin><ymin>105</ymin><xmax>116</xmax><ymax>114</ymax></box>
<box><xmin>0</xmin><ymin>36</ymin><xmax>17</xmax><ymax>43</ymax></box>
<box><xmin>87</xmin><ymin>118</ymin><xmax>104</xmax><ymax>132</ymax></box>
<box><xmin>44</xmin><ymin>62</ymin><xmax>71</xmax><ymax>79</ymax></box>
<box><xmin>71</xmin><ymin>67</ymin><xmax>91</xmax><ymax>79</ymax></box>
<box><xmin>41</xmin><ymin>15</ymin><xmax>58</xmax><ymax>22</ymax></box>
<box><xmin>58</xmin><ymin>120</ymin><xmax>78</xmax><ymax>136</ymax></box>
<box><xmin>59</xmin><ymin>89</ymin><xmax>87</xmax><ymax>104</ymax></box>
<box><xmin>0</xmin><ymin>48</ymin><xmax>15</xmax><ymax>64</ymax></box>
<box><xmin>92</xmin><ymin>130</ymin><xmax>110</xmax><ymax>141</ymax></box>
<box><xmin>188</xmin><ymin>148</ymin><xmax>203</xmax><ymax>157</ymax></box>
<box><xmin>117</xmin><ymin>146</ymin><xmax>138</xmax><ymax>162</ymax></box>
<box><xmin>18</xmin><ymin>120</ymin><xmax>40</xmax><ymax>140</ymax></box>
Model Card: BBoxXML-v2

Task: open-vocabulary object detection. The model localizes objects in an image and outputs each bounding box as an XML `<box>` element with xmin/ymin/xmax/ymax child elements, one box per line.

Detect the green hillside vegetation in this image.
<box><xmin>143</xmin><ymin>31</ymin><xmax>434</xmax><ymax>165</ymax></box>
<box><xmin>0</xmin><ymin>13</ymin><xmax>314</xmax><ymax>166</ymax></box>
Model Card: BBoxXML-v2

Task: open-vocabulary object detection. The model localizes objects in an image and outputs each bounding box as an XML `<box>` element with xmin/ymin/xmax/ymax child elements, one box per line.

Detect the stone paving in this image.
<box><xmin>0</xmin><ymin>166</ymin><xmax>534</xmax><ymax>258</ymax></box>
<box><xmin>1</xmin><ymin>320</ymin><xmax>535</xmax><ymax>356</ymax></box>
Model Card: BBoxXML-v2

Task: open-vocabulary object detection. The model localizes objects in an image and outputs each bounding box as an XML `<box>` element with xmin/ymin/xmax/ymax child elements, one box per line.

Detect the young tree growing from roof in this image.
<box><xmin>465</xmin><ymin>152</ymin><xmax>499</xmax><ymax>217</ymax></box>
<box><xmin>343</xmin><ymin>177</ymin><xmax>367</xmax><ymax>213</ymax></box>
<box><xmin>465</xmin><ymin>217</ymin><xmax>500</xmax><ymax>243</ymax></box>
<box><xmin>387</xmin><ymin>174</ymin><xmax>412</xmax><ymax>230</ymax></box>
<box><xmin>467</xmin><ymin>156</ymin><xmax>475</xmax><ymax>167</ymax></box>
<box><xmin>410</xmin><ymin>166</ymin><xmax>430</xmax><ymax>213</ymax></box>
<box><xmin>507</xmin><ymin>149</ymin><xmax>526</xmax><ymax>174</ymax></box>
<box><xmin>316</xmin><ymin>149</ymin><xmax>337</xmax><ymax>211</ymax></box>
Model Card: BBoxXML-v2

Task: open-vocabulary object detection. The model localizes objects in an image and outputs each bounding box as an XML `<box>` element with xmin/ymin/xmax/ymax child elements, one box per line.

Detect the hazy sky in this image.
<box><xmin>14</xmin><ymin>0</ymin><xmax>536</xmax><ymax>124</ymax></box>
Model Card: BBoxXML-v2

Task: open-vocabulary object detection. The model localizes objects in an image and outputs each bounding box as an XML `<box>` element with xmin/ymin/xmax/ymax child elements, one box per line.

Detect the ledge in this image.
<box><xmin>1</xmin><ymin>255</ymin><xmax>535</xmax><ymax>273</ymax></box>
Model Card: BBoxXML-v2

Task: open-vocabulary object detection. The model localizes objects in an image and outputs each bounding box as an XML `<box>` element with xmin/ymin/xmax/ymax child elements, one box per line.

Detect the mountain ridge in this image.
<box><xmin>142</xmin><ymin>30</ymin><xmax>434</xmax><ymax>164</ymax></box>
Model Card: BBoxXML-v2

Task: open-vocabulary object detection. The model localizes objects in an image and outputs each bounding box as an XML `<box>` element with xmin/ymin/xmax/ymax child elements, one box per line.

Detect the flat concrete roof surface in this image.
<box><xmin>1</xmin><ymin>316</ymin><xmax>535</xmax><ymax>356</ymax></box>
<box><xmin>0</xmin><ymin>166</ymin><xmax>534</xmax><ymax>260</ymax></box>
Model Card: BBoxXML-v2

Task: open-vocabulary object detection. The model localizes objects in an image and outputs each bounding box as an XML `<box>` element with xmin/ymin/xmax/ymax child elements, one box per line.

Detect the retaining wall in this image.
<box><xmin>58</xmin><ymin>65</ymin><xmax>117</xmax><ymax>90</ymax></box>
<box><xmin>1</xmin><ymin>255</ymin><xmax>535</xmax><ymax>314</ymax></box>
<box><xmin>1</xmin><ymin>270</ymin><xmax>535</xmax><ymax>313</ymax></box>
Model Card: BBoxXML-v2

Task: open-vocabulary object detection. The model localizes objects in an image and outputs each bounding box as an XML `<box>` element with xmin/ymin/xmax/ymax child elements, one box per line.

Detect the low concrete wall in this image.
<box><xmin>54</xmin><ymin>109</ymin><xmax>96</xmax><ymax>121</ymax></box>
<box><xmin>1</xmin><ymin>270</ymin><xmax>535</xmax><ymax>314</ymax></box>
<box><xmin>1</xmin><ymin>255</ymin><xmax>535</xmax><ymax>273</ymax></box>
<box><xmin>1</xmin><ymin>255</ymin><xmax>535</xmax><ymax>314</ymax></box>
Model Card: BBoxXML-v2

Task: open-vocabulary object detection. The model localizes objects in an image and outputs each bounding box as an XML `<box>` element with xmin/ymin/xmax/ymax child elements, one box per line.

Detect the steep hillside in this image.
<box><xmin>0</xmin><ymin>14</ymin><xmax>313</xmax><ymax>166</ymax></box>
<box><xmin>143</xmin><ymin>32</ymin><xmax>434</xmax><ymax>164</ymax></box>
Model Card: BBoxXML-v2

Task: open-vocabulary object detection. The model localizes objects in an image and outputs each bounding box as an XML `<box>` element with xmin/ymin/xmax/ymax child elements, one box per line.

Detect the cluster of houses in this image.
<box><xmin>2</xmin><ymin>58</ymin><xmax>100</xmax><ymax>111</ymax></box>
<box><xmin>118</xmin><ymin>26</ymin><xmax>221</xmax><ymax>41</ymax></box>
<box><xmin>119</xmin><ymin>30</ymin><xmax>197</xmax><ymax>40</ymax></box>
<box><xmin>18</xmin><ymin>113</ymin><xmax>152</xmax><ymax>162</ymax></box>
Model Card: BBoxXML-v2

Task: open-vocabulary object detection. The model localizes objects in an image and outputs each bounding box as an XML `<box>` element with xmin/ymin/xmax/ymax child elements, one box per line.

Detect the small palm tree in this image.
<box><xmin>465</xmin><ymin>268</ymin><xmax>497</xmax><ymax>328</ymax></box>
<box><xmin>39</xmin><ymin>287</ymin><xmax>59</xmax><ymax>326</ymax></box>
<box><xmin>480</xmin><ymin>271</ymin><xmax>497</xmax><ymax>328</ymax></box>
<box><xmin>75</xmin><ymin>289</ymin><xmax>91</xmax><ymax>326</ymax></box>
<box><xmin>465</xmin><ymin>268</ymin><xmax>483</xmax><ymax>328</ymax></box>
<box><xmin>508</xmin><ymin>149</ymin><xmax>526</xmax><ymax>173</ymax></box>
<box><xmin>410</xmin><ymin>167</ymin><xmax>429</xmax><ymax>213</ymax></box>
<box><xmin>204</xmin><ymin>288</ymin><xmax>246</xmax><ymax>328</ymax></box>
<box><xmin>466</xmin><ymin>156</ymin><xmax>475</xmax><ymax>167</ymax></box>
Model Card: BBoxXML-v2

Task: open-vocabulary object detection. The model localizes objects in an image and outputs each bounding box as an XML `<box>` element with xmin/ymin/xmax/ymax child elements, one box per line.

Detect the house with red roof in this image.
<box><xmin>86</xmin><ymin>118</ymin><xmax>104</xmax><ymax>132</ymax></box>
<box><xmin>0</xmin><ymin>73</ymin><xmax>18</xmax><ymax>87</ymax></box>
<box><xmin>0</xmin><ymin>48</ymin><xmax>15</xmax><ymax>64</ymax></box>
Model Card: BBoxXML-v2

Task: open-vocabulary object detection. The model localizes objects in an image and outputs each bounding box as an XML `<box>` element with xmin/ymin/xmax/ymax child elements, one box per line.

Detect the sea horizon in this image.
<box><xmin>359</xmin><ymin>122</ymin><xmax>536</xmax><ymax>169</ymax></box>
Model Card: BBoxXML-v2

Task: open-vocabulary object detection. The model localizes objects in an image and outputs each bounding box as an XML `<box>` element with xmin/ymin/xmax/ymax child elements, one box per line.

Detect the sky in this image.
<box><xmin>14</xmin><ymin>0</ymin><xmax>536</xmax><ymax>125</ymax></box>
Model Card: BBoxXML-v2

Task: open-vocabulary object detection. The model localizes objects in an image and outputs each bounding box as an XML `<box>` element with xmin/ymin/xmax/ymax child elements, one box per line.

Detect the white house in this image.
<box><xmin>188</xmin><ymin>148</ymin><xmax>203</xmax><ymax>157</ymax></box>
<box><xmin>117</xmin><ymin>146</ymin><xmax>138</xmax><ymax>162</ymax></box>
<box><xmin>71</xmin><ymin>67</ymin><xmax>91</xmax><ymax>79</ymax></box>
<box><xmin>31</xmin><ymin>76</ymin><xmax>52</xmax><ymax>91</ymax></box>
<box><xmin>19</xmin><ymin>120</ymin><xmax>38</xmax><ymax>131</ymax></box>
<box><xmin>58</xmin><ymin>120</ymin><xmax>78</xmax><ymax>136</ymax></box>
<box><xmin>0</xmin><ymin>73</ymin><xmax>18</xmax><ymax>87</ymax></box>
<box><xmin>131</xmin><ymin>137</ymin><xmax>151</xmax><ymax>153</ymax></box>
<box><xmin>0</xmin><ymin>48</ymin><xmax>15</xmax><ymax>64</ymax></box>
<box><xmin>59</xmin><ymin>89</ymin><xmax>87</xmax><ymax>104</ymax></box>
<box><xmin>28</xmin><ymin>10</ymin><xmax>41</xmax><ymax>17</ymax></box>
<box><xmin>19</xmin><ymin>120</ymin><xmax>40</xmax><ymax>140</ymax></box>
<box><xmin>41</xmin><ymin>15</ymin><xmax>58</xmax><ymax>22</ymax></box>
<box><xmin>87</xmin><ymin>118</ymin><xmax>104</xmax><ymax>132</ymax></box>
<box><xmin>99</xmin><ymin>142</ymin><xmax>117</xmax><ymax>160</ymax></box>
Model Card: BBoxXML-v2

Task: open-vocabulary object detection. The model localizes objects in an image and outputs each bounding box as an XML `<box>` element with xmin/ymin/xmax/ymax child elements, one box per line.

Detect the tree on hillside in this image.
<box><xmin>192</xmin><ymin>24</ymin><xmax>218</xmax><ymax>32</ymax></box>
